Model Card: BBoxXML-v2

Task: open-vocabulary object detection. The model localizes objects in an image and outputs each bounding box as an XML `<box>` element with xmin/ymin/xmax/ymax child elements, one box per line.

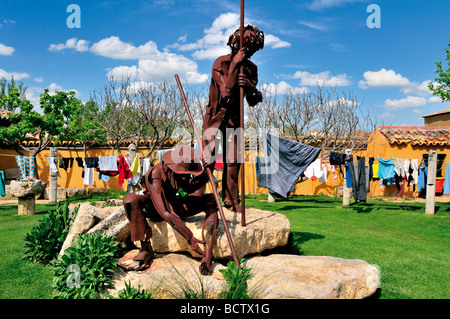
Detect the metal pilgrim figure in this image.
<box><xmin>122</xmin><ymin>2</ymin><xmax>264</xmax><ymax>275</ymax></box>
<box><xmin>202</xmin><ymin>24</ymin><xmax>264</xmax><ymax>215</ymax></box>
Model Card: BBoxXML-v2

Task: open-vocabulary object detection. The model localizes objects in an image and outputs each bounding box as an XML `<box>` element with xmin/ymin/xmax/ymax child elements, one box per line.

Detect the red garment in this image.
<box><xmin>118</xmin><ymin>154</ymin><xmax>133</xmax><ymax>186</ymax></box>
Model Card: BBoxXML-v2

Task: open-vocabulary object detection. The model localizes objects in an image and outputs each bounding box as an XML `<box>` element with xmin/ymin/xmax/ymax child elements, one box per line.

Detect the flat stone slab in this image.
<box><xmin>105</xmin><ymin>252</ymin><xmax>379</xmax><ymax>299</ymax></box>
<box><xmin>244</xmin><ymin>254</ymin><xmax>379</xmax><ymax>299</ymax></box>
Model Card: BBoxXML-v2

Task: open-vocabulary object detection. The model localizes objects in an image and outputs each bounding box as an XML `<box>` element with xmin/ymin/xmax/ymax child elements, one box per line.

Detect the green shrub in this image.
<box><xmin>23</xmin><ymin>200</ymin><xmax>75</xmax><ymax>264</ymax></box>
<box><xmin>110</xmin><ymin>281</ymin><xmax>154</xmax><ymax>299</ymax></box>
<box><xmin>50</xmin><ymin>233</ymin><xmax>120</xmax><ymax>299</ymax></box>
<box><xmin>219</xmin><ymin>259</ymin><xmax>253</xmax><ymax>299</ymax></box>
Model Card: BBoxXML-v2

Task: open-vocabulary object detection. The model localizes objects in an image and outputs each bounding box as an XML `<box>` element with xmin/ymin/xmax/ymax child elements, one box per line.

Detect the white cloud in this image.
<box><xmin>95</xmin><ymin>36</ymin><xmax>208</xmax><ymax>84</ymax></box>
<box><xmin>90</xmin><ymin>36</ymin><xmax>159</xmax><ymax>59</ymax></box>
<box><xmin>298</xmin><ymin>20</ymin><xmax>330</xmax><ymax>31</ymax></box>
<box><xmin>307</xmin><ymin>0</ymin><xmax>367</xmax><ymax>10</ymax></box>
<box><xmin>262</xmin><ymin>81</ymin><xmax>310</xmax><ymax>95</ymax></box>
<box><xmin>381</xmin><ymin>96</ymin><xmax>427</xmax><ymax>110</ymax></box>
<box><xmin>428</xmin><ymin>95</ymin><xmax>442</xmax><ymax>103</ymax></box>
<box><xmin>0</xmin><ymin>68</ymin><xmax>30</xmax><ymax>80</ymax></box>
<box><xmin>34</xmin><ymin>77</ymin><xmax>44</xmax><ymax>83</ymax></box>
<box><xmin>401</xmin><ymin>80</ymin><xmax>434</xmax><ymax>96</ymax></box>
<box><xmin>264</xmin><ymin>34</ymin><xmax>291</xmax><ymax>49</ymax></box>
<box><xmin>359</xmin><ymin>68</ymin><xmax>411</xmax><ymax>89</ymax></box>
<box><xmin>0</xmin><ymin>43</ymin><xmax>15</xmax><ymax>56</ymax></box>
<box><xmin>291</xmin><ymin>70</ymin><xmax>352</xmax><ymax>86</ymax></box>
<box><xmin>49</xmin><ymin>38</ymin><xmax>90</xmax><ymax>52</ymax></box>
<box><xmin>176</xmin><ymin>12</ymin><xmax>291</xmax><ymax>60</ymax></box>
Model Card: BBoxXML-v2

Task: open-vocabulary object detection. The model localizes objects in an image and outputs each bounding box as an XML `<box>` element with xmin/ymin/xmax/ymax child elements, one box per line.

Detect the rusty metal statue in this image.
<box><xmin>202</xmin><ymin>24</ymin><xmax>264</xmax><ymax>215</ymax></box>
<box><xmin>122</xmin><ymin>145</ymin><xmax>219</xmax><ymax>275</ymax></box>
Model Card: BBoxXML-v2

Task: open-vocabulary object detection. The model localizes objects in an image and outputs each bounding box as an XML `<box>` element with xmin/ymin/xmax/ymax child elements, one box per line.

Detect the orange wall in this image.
<box><xmin>1</xmin><ymin>131</ymin><xmax>449</xmax><ymax>198</ymax></box>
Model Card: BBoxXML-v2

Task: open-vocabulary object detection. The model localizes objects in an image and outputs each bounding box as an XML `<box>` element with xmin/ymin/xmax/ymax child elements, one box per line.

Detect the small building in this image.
<box><xmin>422</xmin><ymin>110</ymin><xmax>450</xmax><ymax>127</ymax></box>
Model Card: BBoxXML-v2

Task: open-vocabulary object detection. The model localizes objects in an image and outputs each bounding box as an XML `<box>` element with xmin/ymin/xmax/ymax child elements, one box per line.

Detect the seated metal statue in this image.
<box><xmin>123</xmin><ymin>145</ymin><xmax>218</xmax><ymax>275</ymax></box>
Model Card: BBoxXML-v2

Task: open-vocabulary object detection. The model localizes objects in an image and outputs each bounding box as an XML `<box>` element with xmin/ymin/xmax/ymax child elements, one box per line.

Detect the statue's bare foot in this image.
<box><xmin>199</xmin><ymin>258</ymin><xmax>212</xmax><ymax>276</ymax></box>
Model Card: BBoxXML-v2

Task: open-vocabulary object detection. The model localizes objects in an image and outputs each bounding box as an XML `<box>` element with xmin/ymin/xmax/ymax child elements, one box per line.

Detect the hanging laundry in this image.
<box><xmin>304</xmin><ymin>159</ymin><xmax>327</xmax><ymax>183</ymax></box>
<box><xmin>0</xmin><ymin>171</ymin><xmax>6</xmax><ymax>197</ymax></box>
<box><xmin>75</xmin><ymin>157</ymin><xmax>84</xmax><ymax>168</ymax></box>
<box><xmin>255</xmin><ymin>156</ymin><xmax>269</xmax><ymax>188</ymax></box>
<box><xmin>83</xmin><ymin>162</ymin><xmax>94</xmax><ymax>185</ymax></box>
<box><xmin>368</xmin><ymin>157</ymin><xmax>375</xmax><ymax>181</ymax></box>
<box><xmin>377</xmin><ymin>158</ymin><xmax>396</xmax><ymax>180</ymax></box>
<box><xmin>418</xmin><ymin>167</ymin><xmax>427</xmax><ymax>192</ymax></box>
<box><xmin>118</xmin><ymin>154</ymin><xmax>133</xmax><ymax>186</ymax></box>
<box><xmin>443</xmin><ymin>163</ymin><xmax>450</xmax><ymax>195</ymax></box>
<box><xmin>141</xmin><ymin>157</ymin><xmax>151</xmax><ymax>176</ymax></box>
<box><xmin>329</xmin><ymin>151</ymin><xmax>346</xmax><ymax>165</ymax></box>
<box><xmin>84</xmin><ymin>157</ymin><xmax>99</xmax><ymax>168</ymax></box>
<box><xmin>47</xmin><ymin>156</ymin><xmax>61</xmax><ymax>178</ymax></box>
<box><xmin>130</xmin><ymin>155</ymin><xmax>141</xmax><ymax>175</ymax></box>
<box><xmin>262</xmin><ymin>132</ymin><xmax>321</xmax><ymax>198</ymax></box>
<box><xmin>345</xmin><ymin>159</ymin><xmax>353</xmax><ymax>188</ymax></box>
<box><xmin>59</xmin><ymin>157</ymin><xmax>74</xmax><ymax>171</ymax></box>
<box><xmin>98</xmin><ymin>172</ymin><xmax>110</xmax><ymax>183</ymax></box>
<box><xmin>410</xmin><ymin>159</ymin><xmax>419</xmax><ymax>186</ymax></box>
<box><xmin>98</xmin><ymin>156</ymin><xmax>118</xmax><ymax>171</ymax></box>
<box><xmin>15</xmin><ymin>155</ymin><xmax>35</xmax><ymax>179</ymax></box>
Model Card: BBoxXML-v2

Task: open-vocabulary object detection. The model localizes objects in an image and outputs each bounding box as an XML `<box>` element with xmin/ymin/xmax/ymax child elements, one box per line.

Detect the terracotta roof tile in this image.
<box><xmin>379</xmin><ymin>126</ymin><xmax>450</xmax><ymax>146</ymax></box>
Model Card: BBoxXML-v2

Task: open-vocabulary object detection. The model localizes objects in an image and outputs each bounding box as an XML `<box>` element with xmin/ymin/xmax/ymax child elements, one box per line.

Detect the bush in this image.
<box><xmin>111</xmin><ymin>281</ymin><xmax>154</xmax><ymax>299</ymax></box>
<box><xmin>50</xmin><ymin>233</ymin><xmax>120</xmax><ymax>299</ymax></box>
<box><xmin>23</xmin><ymin>200</ymin><xmax>75</xmax><ymax>264</ymax></box>
<box><xmin>219</xmin><ymin>259</ymin><xmax>253</xmax><ymax>299</ymax></box>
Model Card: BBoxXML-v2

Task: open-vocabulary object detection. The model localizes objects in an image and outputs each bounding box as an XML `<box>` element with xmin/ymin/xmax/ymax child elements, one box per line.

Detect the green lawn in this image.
<box><xmin>0</xmin><ymin>193</ymin><xmax>449</xmax><ymax>299</ymax></box>
<box><xmin>251</xmin><ymin>194</ymin><xmax>450</xmax><ymax>299</ymax></box>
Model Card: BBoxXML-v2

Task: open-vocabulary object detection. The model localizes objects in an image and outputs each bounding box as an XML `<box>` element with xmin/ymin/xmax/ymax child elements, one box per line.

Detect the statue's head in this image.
<box><xmin>227</xmin><ymin>25</ymin><xmax>264</xmax><ymax>57</ymax></box>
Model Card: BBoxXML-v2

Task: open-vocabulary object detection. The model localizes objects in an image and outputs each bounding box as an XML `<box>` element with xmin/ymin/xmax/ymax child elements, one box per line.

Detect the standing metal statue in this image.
<box><xmin>201</xmin><ymin>23</ymin><xmax>264</xmax><ymax>219</ymax></box>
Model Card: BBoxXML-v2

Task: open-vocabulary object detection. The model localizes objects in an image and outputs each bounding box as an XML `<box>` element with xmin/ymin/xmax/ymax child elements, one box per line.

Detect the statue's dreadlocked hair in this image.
<box><xmin>227</xmin><ymin>24</ymin><xmax>264</xmax><ymax>55</ymax></box>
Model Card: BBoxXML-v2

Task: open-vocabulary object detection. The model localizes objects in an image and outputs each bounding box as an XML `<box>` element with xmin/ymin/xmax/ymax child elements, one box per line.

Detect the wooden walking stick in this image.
<box><xmin>174</xmin><ymin>74</ymin><xmax>241</xmax><ymax>268</ymax></box>
<box><xmin>239</xmin><ymin>0</ymin><xmax>246</xmax><ymax>226</ymax></box>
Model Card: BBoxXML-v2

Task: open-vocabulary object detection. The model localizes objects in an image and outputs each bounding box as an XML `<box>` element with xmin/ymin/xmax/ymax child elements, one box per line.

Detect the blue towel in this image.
<box><xmin>377</xmin><ymin>157</ymin><xmax>395</xmax><ymax>180</ymax></box>
<box><xmin>444</xmin><ymin>163</ymin><xmax>450</xmax><ymax>195</ymax></box>
<box><xmin>345</xmin><ymin>161</ymin><xmax>352</xmax><ymax>188</ymax></box>
<box><xmin>0</xmin><ymin>171</ymin><xmax>5</xmax><ymax>197</ymax></box>
<box><xmin>262</xmin><ymin>133</ymin><xmax>320</xmax><ymax>198</ymax></box>
<box><xmin>418</xmin><ymin>167</ymin><xmax>427</xmax><ymax>192</ymax></box>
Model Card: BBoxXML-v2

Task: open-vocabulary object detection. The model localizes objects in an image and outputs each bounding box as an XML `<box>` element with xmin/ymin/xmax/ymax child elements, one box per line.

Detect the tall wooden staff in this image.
<box><xmin>239</xmin><ymin>0</ymin><xmax>246</xmax><ymax>226</ymax></box>
<box><xmin>174</xmin><ymin>74</ymin><xmax>241</xmax><ymax>269</ymax></box>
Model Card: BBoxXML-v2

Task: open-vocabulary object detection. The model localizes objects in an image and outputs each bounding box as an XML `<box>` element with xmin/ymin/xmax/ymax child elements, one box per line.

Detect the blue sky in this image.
<box><xmin>1</xmin><ymin>0</ymin><xmax>449</xmax><ymax>126</ymax></box>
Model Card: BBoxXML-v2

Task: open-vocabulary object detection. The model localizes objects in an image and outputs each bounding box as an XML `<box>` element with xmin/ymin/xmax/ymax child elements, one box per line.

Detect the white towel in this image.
<box><xmin>83</xmin><ymin>163</ymin><xmax>94</xmax><ymax>185</ymax></box>
<box><xmin>98</xmin><ymin>156</ymin><xmax>118</xmax><ymax>171</ymax></box>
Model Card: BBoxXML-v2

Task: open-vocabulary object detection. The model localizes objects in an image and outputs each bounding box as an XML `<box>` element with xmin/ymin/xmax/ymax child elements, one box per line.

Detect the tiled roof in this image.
<box><xmin>378</xmin><ymin>126</ymin><xmax>450</xmax><ymax>146</ymax></box>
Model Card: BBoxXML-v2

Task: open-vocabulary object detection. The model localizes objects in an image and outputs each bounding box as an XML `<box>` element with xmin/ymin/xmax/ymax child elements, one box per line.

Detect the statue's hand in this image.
<box><xmin>189</xmin><ymin>236</ymin><xmax>206</xmax><ymax>256</ymax></box>
<box><xmin>232</xmin><ymin>48</ymin><xmax>246</xmax><ymax>64</ymax></box>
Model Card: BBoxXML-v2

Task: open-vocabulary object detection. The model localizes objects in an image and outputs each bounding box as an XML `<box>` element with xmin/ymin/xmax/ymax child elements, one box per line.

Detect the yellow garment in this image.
<box><xmin>130</xmin><ymin>156</ymin><xmax>140</xmax><ymax>175</ymax></box>
<box><xmin>372</xmin><ymin>163</ymin><xmax>379</xmax><ymax>178</ymax></box>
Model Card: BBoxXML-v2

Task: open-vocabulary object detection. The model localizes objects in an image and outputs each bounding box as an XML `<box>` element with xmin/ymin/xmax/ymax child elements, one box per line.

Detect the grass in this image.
<box><xmin>0</xmin><ymin>191</ymin><xmax>448</xmax><ymax>299</ymax></box>
<box><xmin>251</xmin><ymin>194</ymin><xmax>450</xmax><ymax>299</ymax></box>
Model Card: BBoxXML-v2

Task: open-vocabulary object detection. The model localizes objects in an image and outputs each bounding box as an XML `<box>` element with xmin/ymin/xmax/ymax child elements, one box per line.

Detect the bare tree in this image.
<box><xmin>89</xmin><ymin>76</ymin><xmax>136</xmax><ymax>155</ymax></box>
<box><xmin>90</xmin><ymin>76</ymin><xmax>188</xmax><ymax>159</ymax></box>
<box><xmin>248</xmin><ymin>83</ymin><xmax>377</xmax><ymax>154</ymax></box>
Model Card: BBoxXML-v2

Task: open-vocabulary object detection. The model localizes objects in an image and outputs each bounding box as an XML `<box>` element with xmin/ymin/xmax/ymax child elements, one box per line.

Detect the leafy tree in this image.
<box><xmin>0</xmin><ymin>76</ymin><xmax>27</xmax><ymax>111</ymax></box>
<box><xmin>0</xmin><ymin>88</ymin><xmax>82</xmax><ymax>158</ymax></box>
<box><xmin>63</xmin><ymin>100</ymin><xmax>107</xmax><ymax>156</ymax></box>
<box><xmin>429</xmin><ymin>39</ymin><xmax>450</xmax><ymax>102</ymax></box>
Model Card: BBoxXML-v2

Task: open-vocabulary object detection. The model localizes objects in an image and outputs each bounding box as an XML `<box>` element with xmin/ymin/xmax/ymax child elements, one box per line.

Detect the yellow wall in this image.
<box><xmin>1</xmin><ymin>130</ymin><xmax>449</xmax><ymax>199</ymax></box>
<box><xmin>365</xmin><ymin>129</ymin><xmax>450</xmax><ymax>197</ymax></box>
